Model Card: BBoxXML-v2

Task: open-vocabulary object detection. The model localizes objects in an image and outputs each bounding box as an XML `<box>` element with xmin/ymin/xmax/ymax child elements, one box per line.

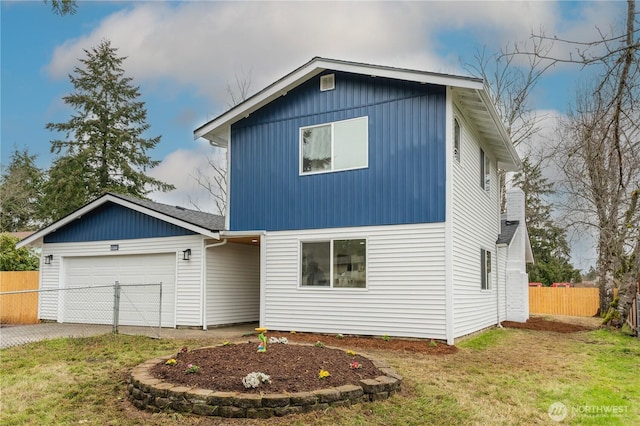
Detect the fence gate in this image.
<box><xmin>0</xmin><ymin>282</ymin><xmax>163</xmax><ymax>349</ymax></box>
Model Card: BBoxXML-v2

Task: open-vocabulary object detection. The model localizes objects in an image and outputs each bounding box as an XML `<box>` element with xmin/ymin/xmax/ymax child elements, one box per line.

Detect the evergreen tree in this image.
<box><xmin>0</xmin><ymin>149</ymin><xmax>44</xmax><ymax>232</ymax></box>
<box><xmin>44</xmin><ymin>40</ymin><xmax>174</xmax><ymax>221</ymax></box>
<box><xmin>512</xmin><ymin>158</ymin><xmax>581</xmax><ymax>285</ymax></box>
<box><xmin>0</xmin><ymin>233</ymin><xmax>40</xmax><ymax>271</ymax></box>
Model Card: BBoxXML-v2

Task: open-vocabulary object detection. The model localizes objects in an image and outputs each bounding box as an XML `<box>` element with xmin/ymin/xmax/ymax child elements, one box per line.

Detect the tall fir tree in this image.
<box><xmin>0</xmin><ymin>148</ymin><xmax>44</xmax><ymax>232</ymax></box>
<box><xmin>44</xmin><ymin>39</ymin><xmax>174</xmax><ymax>222</ymax></box>
<box><xmin>512</xmin><ymin>158</ymin><xmax>581</xmax><ymax>285</ymax></box>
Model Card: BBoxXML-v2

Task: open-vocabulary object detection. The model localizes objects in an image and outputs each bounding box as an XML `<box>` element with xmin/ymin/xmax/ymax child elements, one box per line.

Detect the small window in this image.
<box><xmin>453</xmin><ymin>118</ymin><xmax>461</xmax><ymax>162</ymax></box>
<box><xmin>480</xmin><ymin>148</ymin><xmax>490</xmax><ymax>190</ymax></box>
<box><xmin>301</xmin><ymin>239</ymin><xmax>366</xmax><ymax>288</ymax></box>
<box><xmin>481</xmin><ymin>249</ymin><xmax>492</xmax><ymax>290</ymax></box>
<box><xmin>301</xmin><ymin>117</ymin><xmax>368</xmax><ymax>174</ymax></box>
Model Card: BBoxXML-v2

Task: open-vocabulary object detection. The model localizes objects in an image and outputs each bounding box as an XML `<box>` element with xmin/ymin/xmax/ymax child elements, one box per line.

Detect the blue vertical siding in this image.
<box><xmin>230</xmin><ymin>71</ymin><xmax>446</xmax><ymax>231</ymax></box>
<box><xmin>44</xmin><ymin>202</ymin><xmax>196</xmax><ymax>243</ymax></box>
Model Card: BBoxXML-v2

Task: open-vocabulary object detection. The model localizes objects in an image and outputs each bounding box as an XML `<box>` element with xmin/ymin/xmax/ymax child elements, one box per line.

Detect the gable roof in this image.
<box><xmin>194</xmin><ymin>57</ymin><xmax>520</xmax><ymax>171</ymax></box>
<box><xmin>497</xmin><ymin>219</ymin><xmax>520</xmax><ymax>245</ymax></box>
<box><xmin>17</xmin><ymin>193</ymin><xmax>224</xmax><ymax>248</ymax></box>
<box><xmin>497</xmin><ymin>218</ymin><xmax>534</xmax><ymax>264</ymax></box>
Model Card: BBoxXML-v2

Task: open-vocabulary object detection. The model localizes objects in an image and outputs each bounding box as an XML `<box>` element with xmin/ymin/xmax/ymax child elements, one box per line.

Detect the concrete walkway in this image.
<box><xmin>0</xmin><ymin>322</ymin><xmax>259</xmax><ymax>349</ymax></box>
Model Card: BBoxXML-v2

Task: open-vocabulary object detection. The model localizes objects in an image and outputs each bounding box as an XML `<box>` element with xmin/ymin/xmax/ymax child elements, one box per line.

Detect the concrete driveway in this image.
<box><xmin>0</xmin><ymin>322</ymin><xmax>259</xmax><ymax>349</ymax></box>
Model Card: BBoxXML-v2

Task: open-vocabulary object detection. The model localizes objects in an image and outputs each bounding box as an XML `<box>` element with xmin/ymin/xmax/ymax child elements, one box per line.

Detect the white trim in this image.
<box><xmin>224</xmin><ymin>126</ymin><xmax>231</xmax><ymax>230</ymax></box>
<box><xmin>299</xmin><ymin>116</ymin><xmax>369</xmax><ymax>176</ymax></box>
<box><xmin>298</xmin><ymin>237</ymin><xmax>368</xmax><ymax>290</ymax></box>
<box><xmin>445</xmin><ymin>86</ymin><xmax>455</xmax><ymax>345</ymax></box>
<box><xmin>194</xmin><ymin>57</ymin><xmax>483</xmax><ymax>142</ymax></box>
<box><xmin>17</xmin><ymin>194</ymin><xmax>221</xmax><ymax>249</ymax></box>
<box><xmin>201</xmin><ymin>238</ymin><xmax>207</xmax><ymax>330</ymax></box>
<box><xmin>259</xmin><ymin>232</ymin><xmax>267</xmax><ymax>327</ymax></box>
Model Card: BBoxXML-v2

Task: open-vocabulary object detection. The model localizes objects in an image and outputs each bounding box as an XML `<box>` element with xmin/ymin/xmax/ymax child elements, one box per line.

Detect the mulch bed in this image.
<box><xmin>501</xmin><ymin>317</ymin><xmax>596</xmax><ymax>333</ymax></box>
<box><xmin>151</xmin><ymin>342</ymin><xmax>383</xmax><ymax>393</ymax></box>
<box><xmin>269</xmin><ymin>331</ymin><xmax>458</xmax><ymax>354</ymax></box>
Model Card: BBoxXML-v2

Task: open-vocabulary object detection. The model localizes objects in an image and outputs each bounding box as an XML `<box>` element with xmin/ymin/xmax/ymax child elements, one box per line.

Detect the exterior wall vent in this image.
<box><xmin>320</xmin><ymin>74</ymin><xmax>335</xmax><ymax>91</ymax></box>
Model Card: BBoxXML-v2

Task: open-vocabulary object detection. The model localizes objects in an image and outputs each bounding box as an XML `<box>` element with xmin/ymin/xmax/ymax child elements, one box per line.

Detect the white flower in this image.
<box><xmin>242</xmin><ymin>372</ymin><xmax>272</xmax><ymax>389</ymax></box>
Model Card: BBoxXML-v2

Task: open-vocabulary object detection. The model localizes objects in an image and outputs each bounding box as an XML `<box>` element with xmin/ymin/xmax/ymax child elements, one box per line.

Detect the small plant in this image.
<box><xmin>318</xmin><ymin>369</ymin><xmax>330</xmax><ymax>379</ymax></box>
<box><xmin>336</xmin><ymin>333</ymin><xmax>344</xmax><ymax>339</ymax></box>
<box><xmin>349</xmin><ymin>361</ymin><xmax>362</xmax><ymax>369</ymax></box>
<box><xmin>242</xmin><ymin>372</ymin><xmax>271</xmax><ymax>389</ymax></box>
<box><xmin>184</xmin><ymin>363</ymin><xmax>199</xmax><ymax>374</ymax></box>
<box><xmin>164</xmin><ymin>358</ymin><xmax>177</xmax><ymax>366</ymax></box>
<box><xmin>429</xmin><ymin>339</ymin><xmax>437</xmax><ymax>347</ymax></box>
<box><xmin>268</xmin><ymin>336</ymin><xmax>289</xmax><ymax>344</ymax></box>
<box><xmin>382</xmin><ymin>334</ymin><xmax>390</xmax><ymax>342</ymax></box>
<box><xmin>346</xmin><ymin>349</ymin><xmax>357</xmax><ymax>356</ymax></box>
<box><xmin>222</xmin><ymin>341</ymin><xmax>233</xmax><ymax>346</ymax></box>
<box><xmin>315</xmin><ymin>341</ymin><xmax>325</xmax><ymax>348</ymax></box>
<box><xmin>290</xmin><ymin>330</ymin><xmax>296</xmax><ymax>334</ymax></box>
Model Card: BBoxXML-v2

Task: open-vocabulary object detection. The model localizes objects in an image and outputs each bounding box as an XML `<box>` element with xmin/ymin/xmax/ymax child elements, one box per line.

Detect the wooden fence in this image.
<box><xmin>0</xmin><ymin>271</ymin><xmax>40</xmax><ymax>324</ymax></box>
<box><xmin>529</xmin><ymin>287</ymin><xmax>600</xmax><ymax>317</ymax></box>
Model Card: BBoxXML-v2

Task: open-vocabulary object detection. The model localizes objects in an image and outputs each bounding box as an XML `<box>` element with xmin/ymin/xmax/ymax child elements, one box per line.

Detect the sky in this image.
<box><xmin>0</xmin><ymin>0</ymin><xmax>629</xmax><ymax>271</ymax></box>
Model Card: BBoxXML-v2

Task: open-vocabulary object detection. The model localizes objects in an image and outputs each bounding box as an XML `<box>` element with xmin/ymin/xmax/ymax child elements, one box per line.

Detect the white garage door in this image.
<box><xmin>63</xmin><ymin>253</ymin><xmax>176</xmax><ymax>327</ymax></box>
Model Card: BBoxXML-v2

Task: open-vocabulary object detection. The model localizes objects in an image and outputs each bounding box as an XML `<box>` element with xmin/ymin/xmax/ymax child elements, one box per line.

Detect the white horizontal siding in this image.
<box><xmin>263</xmin><ymin>223</ymin><xmax>446</xmax><ymax>339</ymax></box>
<box><xmin>451</xmin><ymin>105</ymin><xmax>501</xmax><ymax>338</ymax></box>
<box><xmin>206</xmin><ymin>242</ymin><xmax>260</xmax><ymax>326</ymax></box>
<box><xmin>39</xmin><ymin>235</ymin><xmax>205</xmax><ymax>327</ymax></box>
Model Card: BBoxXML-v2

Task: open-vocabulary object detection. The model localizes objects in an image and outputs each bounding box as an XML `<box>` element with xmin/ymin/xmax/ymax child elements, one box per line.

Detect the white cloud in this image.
<box><xmin>47</xmin><ymin>1</ymin><xmax>608</xmax><ymax>106</ymax></box>
<box><xmin>147</xmin><ymin>143</ymin><xmax>225</xmax><ymax>214</ymax></box>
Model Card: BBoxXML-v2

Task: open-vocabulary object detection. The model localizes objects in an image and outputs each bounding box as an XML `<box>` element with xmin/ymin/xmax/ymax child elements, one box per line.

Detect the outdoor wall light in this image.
<box><xmin>182</xmin><ymin>249</ymin><xmax>192</xmax><ymax>261</ymax></box>
<box><xmin>44</xmin><ymin>254</ymin><xmax>53</xmax><ymax>265</ymax></box>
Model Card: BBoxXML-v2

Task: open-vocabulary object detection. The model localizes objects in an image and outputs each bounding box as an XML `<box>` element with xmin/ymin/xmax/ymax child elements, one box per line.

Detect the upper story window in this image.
<box><xmin>481</xmin><ymin>248</ymin><xmax>492</xmax><ymax>290</ymax></box>
<box><xmin>480</xmin><ymin>148</ymin><xmax>490</xmax><ymax>191</ymax></box>
<box><xmin>301</xmin><ymin>239</ymin><xmax>367</xmax><ymax>289</ymax></box>
<box><xmin>300</xmin><ymin>117</ymin><xmax>368</xmax><ymax>175</ymax></box>
<box><xmin>453</xmin><ymin>118</ymin><xmax>461</xmax><ymax>163</ymax></box>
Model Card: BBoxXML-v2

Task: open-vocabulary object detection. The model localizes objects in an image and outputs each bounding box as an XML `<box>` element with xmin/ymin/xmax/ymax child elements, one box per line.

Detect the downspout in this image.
<box><xmin>202</xmin><ymin>238</ymin><xmax>228</xmax><ymax>330</ymax></box>
<box><xmin>496</xmin><ymin>244</ymin><xmax>504</xmax><ymax>328</ymax></box>
<box><xmin>206</xmin><ymin>239</ymin><xmax>228</xmax><ymax>250</ymax></box>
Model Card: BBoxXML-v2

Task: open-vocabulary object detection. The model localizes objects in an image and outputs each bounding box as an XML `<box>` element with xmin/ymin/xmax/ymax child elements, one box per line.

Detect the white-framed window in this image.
<box><xmin>453</xmin><ymin>118</ymin><xmax>461</xmax><ymax>163</ymax></box>
<box><xmin>300</xmin><ymin>116</ymin><xmax>368</xmax><ymax>174</ymax></box>
<box><xmin>480</xmin><ymin>148</ymin><xmax>490</xmax><ymax>190</ymax></box>
<box><xmin>481</xmin><ymin>248</ymin><xmax>492</xmax><ymax>290</ymax></box>
<box><xmin>300</xmin><ymin>239</ymin><xmax>367</xmax><ymax>288</ymax></box>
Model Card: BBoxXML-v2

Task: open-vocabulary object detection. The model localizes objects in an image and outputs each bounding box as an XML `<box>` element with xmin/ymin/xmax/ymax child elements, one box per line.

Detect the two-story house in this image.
<box><xmin>195</xmin><ymin>57</ymin><xmax>532</xmax><ymax>344</ymax></box>
<box><xmin>19</xmin><ymin>57</ymin><xmax>531</xmax><ymax>344</ymax></box>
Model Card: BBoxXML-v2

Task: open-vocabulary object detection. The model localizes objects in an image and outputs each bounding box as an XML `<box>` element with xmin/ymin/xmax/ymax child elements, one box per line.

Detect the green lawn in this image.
<box><xmin>1</xmin><ymin>325</ymin><xmax>638</xmax><ymax>425</ymax></box>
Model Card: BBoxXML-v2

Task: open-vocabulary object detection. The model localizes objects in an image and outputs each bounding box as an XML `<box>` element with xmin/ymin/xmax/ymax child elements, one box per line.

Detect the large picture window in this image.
<box><xmin>301</xmin><ymin>239</ymin><xmax>366</xmax><ymax>288</ymax></box>
<box><xmin>301</xmin><ymin>117</ymin><xmax>368</xmax><ymax>174</ymax></box>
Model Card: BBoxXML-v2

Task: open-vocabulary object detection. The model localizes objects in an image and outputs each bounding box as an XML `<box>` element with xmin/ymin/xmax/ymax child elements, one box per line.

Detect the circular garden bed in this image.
<box><xmin>127</xmin><ymin>341</ymin><xmax>402</xmax><ymax>419</ymax></box>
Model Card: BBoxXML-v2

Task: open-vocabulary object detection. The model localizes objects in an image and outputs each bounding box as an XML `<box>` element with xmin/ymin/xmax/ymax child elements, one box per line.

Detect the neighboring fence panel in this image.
<box><xmin>0</xmin><ymin>271</ymin><xmax>39</xmax><ymax>324</ymax></box>
<box><xmin>529</xmin><ymin>287</ymin><xmax>600</xmax><ymax>317</ymax></box>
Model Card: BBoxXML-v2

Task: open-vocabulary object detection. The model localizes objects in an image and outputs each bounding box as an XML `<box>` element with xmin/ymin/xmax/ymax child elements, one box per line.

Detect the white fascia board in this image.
<box><xmin>194</xmin><ymin>65</ymin><xmax>325</xmax><ymax>141</ymax></box>
<box><xmin>194</xmin><ymin>57</ymin><xmax>484</xmax><ymax>142</ymax></box>
<box><xmin>17</xmin><ymin>194</ymin><xmax>220</xmax><ymax>249</ymax></box>
<box><xmin>220</xmin><ymin>230</ymin><xmax>266</xmax><ymax>238</ymax></box>
<box><xmin>476</xmin><ymin>88</ymin><xmax>521</xmax><ymax>170</ymax></box>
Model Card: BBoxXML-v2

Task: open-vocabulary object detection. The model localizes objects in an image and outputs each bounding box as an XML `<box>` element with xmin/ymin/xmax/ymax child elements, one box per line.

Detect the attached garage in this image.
<box><xmin>17</xmin><ymin>192</ymin><xmax>260</xmax><ymax>330</ymax></box>
<box><xmin>63</xmin><ymin>253</ymin><xmax>176</xmax><ymax>327</ymax></box>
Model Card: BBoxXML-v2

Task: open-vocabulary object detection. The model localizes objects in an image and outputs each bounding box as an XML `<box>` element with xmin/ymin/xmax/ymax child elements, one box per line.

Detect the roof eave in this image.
<box><xmin>194</xmin><ymin>57</ymin><xmax>485</xmax><ymax>142</ymax></box>
<box><xmin>16</xmin><ymin>194</ymin><xmax>221</xmax><ymax>249</ymax></box>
